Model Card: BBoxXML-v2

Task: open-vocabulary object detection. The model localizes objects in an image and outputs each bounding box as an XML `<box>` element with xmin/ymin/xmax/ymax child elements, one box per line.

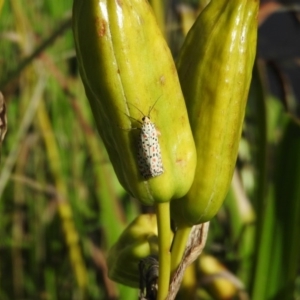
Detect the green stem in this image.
<box><xmin>170</xmin><ymin>226</ymin><xmax>191</xmax><ymax>275</ymax></box>
<box><xmin>156</xmin><ymin>202</ymin><xmax>171</xmax><ymax>300</ymax></box>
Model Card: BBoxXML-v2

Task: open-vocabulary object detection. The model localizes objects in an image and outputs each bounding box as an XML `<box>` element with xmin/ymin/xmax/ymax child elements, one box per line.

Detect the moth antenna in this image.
<box><xmin>127</xmin><ymin>102</ymin><xmax>146</xmax><ymax>117</ymax></box>
<box><xmin>124</xmin><ymin>113</ymin><xmax>143</xmax><ymax>125</ymax></box>
<box><xmin>147</xmin><ymin>95</ymin><xmax>162</xmax><ymax>117</ymax></box>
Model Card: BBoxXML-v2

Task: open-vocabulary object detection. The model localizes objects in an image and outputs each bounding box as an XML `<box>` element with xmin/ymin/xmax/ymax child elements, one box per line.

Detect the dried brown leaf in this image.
<box><xmin>166</xmin><ymin>222</ymin><xmax>210</xmax><ymax>300</ymax></box>
<box><xmin>0</xmin><ymin>91</ymin><xmax>7</xmax><ymax>143</ymax></box>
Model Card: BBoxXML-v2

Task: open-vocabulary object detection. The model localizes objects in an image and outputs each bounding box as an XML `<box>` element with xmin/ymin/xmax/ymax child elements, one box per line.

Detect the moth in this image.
<box><xmin>127</xmin><ymin>100</ymin><xmax>164</xmax><ymax>179</ymax></box>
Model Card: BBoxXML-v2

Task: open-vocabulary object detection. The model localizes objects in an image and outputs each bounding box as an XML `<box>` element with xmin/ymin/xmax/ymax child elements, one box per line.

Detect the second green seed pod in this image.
<box><xmin>171</xmin><ymin>0</ymin><xmax>258</xmax><ymax>225</ymax></box>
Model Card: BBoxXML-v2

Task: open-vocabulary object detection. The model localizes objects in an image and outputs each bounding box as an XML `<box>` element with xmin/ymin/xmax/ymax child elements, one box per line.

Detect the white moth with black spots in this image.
<box><xmin>137</xmin><ymin>115</ymin><xmax>164</xmax><ymax>179</ymax></box>
<box><xmin>127</xmin><ymin>100</ymin><xmax>164</xmax><ymax>179</ymax></box>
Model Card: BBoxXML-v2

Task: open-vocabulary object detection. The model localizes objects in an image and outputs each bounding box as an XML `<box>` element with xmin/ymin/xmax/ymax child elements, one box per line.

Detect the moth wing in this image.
<box><xmin>137</xmin><ymin>122</ymin><xmax>163</xmax><ymax>179</ymax></box>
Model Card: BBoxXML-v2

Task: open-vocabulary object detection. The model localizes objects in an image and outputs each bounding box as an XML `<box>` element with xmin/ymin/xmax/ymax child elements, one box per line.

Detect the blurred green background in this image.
<box><xmin>0</xmin><ymin>0</ymin><xmax>300</xmax><ymax>299</ymax></box>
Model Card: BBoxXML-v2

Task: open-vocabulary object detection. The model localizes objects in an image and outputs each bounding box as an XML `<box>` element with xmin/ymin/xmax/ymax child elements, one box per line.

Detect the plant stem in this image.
<box><xmin>170</xmin><ymin>226</ymin><xmax>191</xmax><ymax>275</ymax></box>
<box><xmin>156</xmin><ymin>202</ymin><xmax>171</xmax><ymax>300</ymax></box>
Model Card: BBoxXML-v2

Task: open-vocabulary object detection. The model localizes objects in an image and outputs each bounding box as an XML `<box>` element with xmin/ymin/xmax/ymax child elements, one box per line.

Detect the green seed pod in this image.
<box><xmin>72</xmin><ymin>0</ymin><xmax>196</xmax><ymax>205</ymax></box>
<box><xmin>171</xmin><ymin>0</ymin><xmax>258</xmax><ymax>225</ymax></box>
<box><xmin>107</xmin><ymin>214</ymin><xmax>158</xmax><ymax>287</ymax></box>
